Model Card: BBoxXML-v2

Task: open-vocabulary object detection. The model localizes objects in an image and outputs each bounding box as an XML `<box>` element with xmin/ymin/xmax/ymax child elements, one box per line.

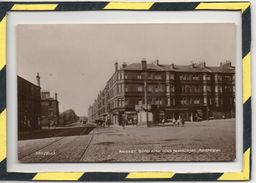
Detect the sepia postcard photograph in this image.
<box><xmin>17</xmin><ymin>23</ymin><xmax>236</xmax><ymax>163</ymax></box>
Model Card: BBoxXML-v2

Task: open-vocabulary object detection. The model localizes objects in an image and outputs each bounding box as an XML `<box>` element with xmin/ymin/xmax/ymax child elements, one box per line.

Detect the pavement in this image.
<box><xmin>18</xmin><ymin>119</ymin><xmax>235</xmax><ymax>162</ymax></box>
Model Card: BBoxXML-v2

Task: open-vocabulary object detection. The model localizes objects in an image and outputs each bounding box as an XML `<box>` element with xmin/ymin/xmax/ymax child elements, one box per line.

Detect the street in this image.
<box><xmin>18</xmin><ymin>119</ymin><xmax>235</xmax><ymax>162</ymax></box>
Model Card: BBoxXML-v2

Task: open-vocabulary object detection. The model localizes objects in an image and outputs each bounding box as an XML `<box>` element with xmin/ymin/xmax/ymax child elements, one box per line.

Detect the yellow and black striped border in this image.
<box><xmin>0</xmin><ymin>1</ymin><xmax>251</xmax><ymax>181</ymax></box>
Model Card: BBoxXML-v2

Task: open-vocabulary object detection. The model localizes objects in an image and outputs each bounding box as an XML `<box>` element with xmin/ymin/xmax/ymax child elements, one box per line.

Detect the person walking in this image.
<box><xmin>181</xmin><ymin>117</ymin><xmax>185</xmax><ymax>126</ymax></box>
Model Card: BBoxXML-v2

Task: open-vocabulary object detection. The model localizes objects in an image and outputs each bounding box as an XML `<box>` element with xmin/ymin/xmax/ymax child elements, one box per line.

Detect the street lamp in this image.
<box><xmin>142</xmin><ymin>70</ymin><xmax>150</xmax><ymax>127</ymax></box>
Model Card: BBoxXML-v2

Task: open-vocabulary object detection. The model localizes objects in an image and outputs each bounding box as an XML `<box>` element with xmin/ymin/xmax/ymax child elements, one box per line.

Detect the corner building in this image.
<box><xmin>88</xmin><ymin>59</ymin><xmax>235</xmax><ymax>126</ymax></box>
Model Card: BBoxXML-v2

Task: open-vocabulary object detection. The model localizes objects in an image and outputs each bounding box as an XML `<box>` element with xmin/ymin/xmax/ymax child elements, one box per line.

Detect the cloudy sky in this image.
<box><xmin>17</xmin><ymin>23</ymin><xmax>235</xmax><ymax>116</ymax></box>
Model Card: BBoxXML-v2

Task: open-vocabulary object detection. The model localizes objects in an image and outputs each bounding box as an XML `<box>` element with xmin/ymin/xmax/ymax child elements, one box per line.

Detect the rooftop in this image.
<box><xmin>118</xmin><ymin>60</ymin><xmax>235</xmax><ymax>73</ymax></box>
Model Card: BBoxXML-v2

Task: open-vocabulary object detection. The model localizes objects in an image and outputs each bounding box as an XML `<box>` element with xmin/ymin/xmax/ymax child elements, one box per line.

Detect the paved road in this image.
<box><xmin>18</xmin><ymin>119</ymin><xmax>235</xmax><ymax>162</ymax></box>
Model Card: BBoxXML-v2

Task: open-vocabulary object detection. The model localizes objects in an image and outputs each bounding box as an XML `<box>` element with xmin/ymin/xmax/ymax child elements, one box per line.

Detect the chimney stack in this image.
<box><xmin>141</xmin><ymin>58</ymin><xmax>147</xmax><ymax>70</ymax></box>
<box><xmin>115</xmin><ymin>61</ymin><xmax>118</xmax><ymax>71</ymax></box>
<box><xmin>199</xmin><ymin>62</ymin><xmax>206</xmax><ymax>68</ymax></box>
<box><xmin>156</xmin><ymin>59</ymin><xmax>159</xmax><ymax>65</ymax></box>
<box><xmin>170</xmin><ymin>63</ymin><xmax>175</xmax><ymax>69</ymax></box>
<box><xmin>55</xmin><ymin>92</ymin><xmax>58</xmax><ymax>100</ymax></box>
<box><xmin>36</xmin><ymin>73</ymin><xmax>40</xmax><ymax>87</ymax></box>
<box><xmin>220</xmin><ymin>60</ymin><xmax>232</xmax><ymax>67</ymax></box>
<box><xmin>122</xmin><ymin>62</ymin><xmax>127</xmax><ymax>68</ymax></box>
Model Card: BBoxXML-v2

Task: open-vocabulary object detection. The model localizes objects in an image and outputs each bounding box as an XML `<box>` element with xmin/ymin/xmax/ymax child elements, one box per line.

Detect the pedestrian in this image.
<box><xmin>177</xmin><ymin>116</ymin><xmax>181</xmax><ymax>126</ymax></box>
<box><xmin>162</xmin><ymin>118</ymin><xmax>165</xmax><ymax>126</ymax></box>
<box><xmin>122</xmin><ymin>119</ymin><xmax>125</xmax><ymax>129</ymax></box>
<box><xmin>172</xmin><ymin>117</ymin><xmax>176</xmax><ymax>126</ymax></box>
<box><xmin>181</xmin><ymin>117</ymin><xmax>185</xmax><ymax>126</ymax></box>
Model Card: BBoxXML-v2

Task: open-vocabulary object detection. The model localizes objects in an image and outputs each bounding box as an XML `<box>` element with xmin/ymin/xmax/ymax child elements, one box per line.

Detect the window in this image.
<box><xmin>204</xmin><ymin>97</ymin><xmax>207</xmax><ymax>105</ymax></box>
<box><xmin>155</xmin><ymin>74</ymin><xmax>162</xmax><ymax>80</ymax></box>
<box><xmin>166</xmin><ymin>85</ymin><xmax>170</xmax><ymax>92</ymax></box>
<box><xmin>220</xmin><ymin>98</ymin><xmax>223</xmax><ymax>105</ymax></box>
<box><xmin>156</xmin><ymin>85</ymin><xmax>163</xmax><ymax>92</ymax></box>
<box><xmin>225</xmin><ymin>75</ymin><xmax>231</xmax><ymax>81</ymax></box>
<box><xmin>122</xmin><ymin>84</ymin><xmax>124</xmax><ymax>93</ymax></box>
<box><xmin>170</xmin><ymin>85</ymin><xmax>175</xmax><ymax>92</ymax></box>
<box><xmin>117</xmin><ymin>85</ymin><xmax>120</xmax><ymax>93</ymax></box>
<box><xmin>215</xmin><ymin>74</ymin><xmax>218</xmax><ymax>82</ymax></box>
<box><xmin>138</xmin><ymin>86</ymin><xmax>143</xmax><ymax>92</ymax></box>
<box><xmin>167</xmin><ymin>98</ymin><xmax>171</xmax><ymax>106</ymax></box>
<box><xmin>207</xmin><ymin>86</ymin><xmax>211</xmax><ymax>92</ymax></box>
<box><xmin>194</xmin><ymin>98</ymin><xmax>200</xmax><ymax>105</ymax></box>
<box><xmin>185</xmin><ymin>85</ymin><xmax>190</xmax><ymax>93</ymax></box>
<box><xmin>215</xmin><ymin>97</ymin><xmax>219</xmax><ymax>106</ymax></box>
<box><xmin>191</xmin><ymin>87</ymin><xmax>195</xmax><ymax>93</ymax></box>
<box><xmin>215</xmin><ymin>86</ymin><xmax>218</xmax><ymax>92</ymax></box>
<box><xmin>148</xmin><ymin>86</ymin><xmax>153</xmax><ymax>92</ymax></box>
<box><xmin>218</xmin><ymin>87</ymin><xmax>223</xmax><ymax>93</ymax></box>
<box><xmin>170</xmin><ymin>74</ymin><xmax>174</xmax><ymax>80</ymax></box>
<box><xmin>137</xmin><ymin>74</ymin><xmax>142</xmax><ymax>79</ymax></box>
<box><xmin>183</xmin><ymin>97</ymin><xmax>187</xmax><ymax>105</ymax></box>
<box><xmin>166</xmin><ymin>72</ymin><xmax>169</xmax><ymax>80</ymax></box>
<box><xmin>148</xmin><ymin>73</ymin><xmax>153</xmax><ymax>80</ymax></box>
<box><xmin>193</xmin><ymin>75</ymin><xmax>199</xmax><ymax>80</ymax></box>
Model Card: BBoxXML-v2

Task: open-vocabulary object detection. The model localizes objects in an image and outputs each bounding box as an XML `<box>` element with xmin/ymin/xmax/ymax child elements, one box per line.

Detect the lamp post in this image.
<box><xmin>144</xmin><ymin>80</ymin><xmax>149</xmax><ymax>127</ymax></box>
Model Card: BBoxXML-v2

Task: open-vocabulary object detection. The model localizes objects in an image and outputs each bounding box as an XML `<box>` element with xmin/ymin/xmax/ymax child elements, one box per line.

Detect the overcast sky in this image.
<box><xmin>17</xmin><ymin>23</ymin><xmax>235</xmax><ymax>116</ymax></box>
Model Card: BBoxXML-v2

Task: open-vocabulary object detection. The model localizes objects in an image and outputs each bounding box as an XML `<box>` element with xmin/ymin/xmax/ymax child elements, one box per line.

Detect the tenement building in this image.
<box><xmin>18</xmin><ymin>73</ymin><xmax>60</xmax><ymax>131</ymax></box>
<box><xmin>18</xmin><ymin>73</ymin><xmax>41</xmax><ymax>131</ymax></box>
<box><xmin>41</xmin><ymin>90</ymin><xmax>60</xmax><ymax>127</ymax></box>
<box><xmin>88</xmin><ymin>59</ymin><xmax>235</xmax><ymax>126</ymax></box>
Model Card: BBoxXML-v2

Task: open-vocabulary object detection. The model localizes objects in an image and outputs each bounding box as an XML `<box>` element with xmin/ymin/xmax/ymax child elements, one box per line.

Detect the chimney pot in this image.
<box><xmin>122</xmin><ymin>62</ymin><xmax>127</xmax><ymax>68</ymax></box>
<box><xmin>55</xmin><ymin>92</ymin><xmax>58</xmax><ymax>100</ymax></box>
<box><xmin>36</xmin><ymin>72</ymin><xmax>40</xmax><ymax>87</ymax></box>
<box><xmin>115</xmin><ymin>61</ymin><xmax>118</xmax><ymax>71</ymax></box>
<box><xmin>171</xmin><ymin>63</ymin><xmax>175</xmax><ymax>69</ymax></box>
<box><xmin>141</xmin><ymin>58</ymin><xmax>147</xmax><ymax>70</ymax></box>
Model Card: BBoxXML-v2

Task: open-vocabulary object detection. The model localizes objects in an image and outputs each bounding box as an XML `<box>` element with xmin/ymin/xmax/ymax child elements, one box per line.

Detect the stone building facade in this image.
<box><xmin>18</xmin><ymin>74</ymin><xmax>41</xmax><ymax>131</ymax></box>
<box><xmin>41</xmin><ymin>90</ymin><xmax>59</xmax><ymax>126</ymax></box>
<box><xmin>88</xmin><ymin>59</ymin><xmax>235</xmax><ymax>126</ymax></box>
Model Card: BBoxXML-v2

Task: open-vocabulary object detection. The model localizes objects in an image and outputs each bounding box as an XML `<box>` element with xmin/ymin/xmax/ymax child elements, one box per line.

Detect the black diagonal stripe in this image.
<box><xmin>55</xmin><ymin>2</ymin><xmax>109</xmax><ymax>11</ymax></box>
<box><xmin>150</xmin><ymin>2</ymin><xmax>200</xmax><ymax>11</ymax></box>
<box><xmin>0</xmin><ymin>159</ymin><xmax>7</xmax><ymax>174</ymax></box>
<box><xmin>170</xmin><ymin>173</ymin><xmax>223</xmax><ymax>181</ymax></box>
<box><xmin>79</xmin><ymin>172</ymin><xmax>128</xmax><ymax>181</ymax></box>
<box><xmin>0</xmin><ymin>2</ymin><xmax>14</xmax><ymax>22</ymax></box>
<box><xmin>4</xmin><ymin>172</ymin><xmax>37</xmax><ymax>181</ymax></box>
<box><xmin>242</xmin><ymin>6</ymin><xmax>251</xmax><ymax>58</ymax></box>
<box><xmin>0</xmin><ymin>66</ymin><xmax>6</xmax><ymax>114</ymax></box>
<box><xmin>0</xmin><ymin>159</ymin><xmax>36</xmax><ymax>181</ymax></box>
<box><xmin>243</xmin><ymin>98</ymin><xmax>251</xmax><ymax>152</ymax></box>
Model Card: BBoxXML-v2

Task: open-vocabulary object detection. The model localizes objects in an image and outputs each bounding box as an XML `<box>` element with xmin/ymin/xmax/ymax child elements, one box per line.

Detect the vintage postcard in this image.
<box><xmin>17</xmin><ymin>23</ymin><xmax>236</xmax><ymax>162</ymax></box>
